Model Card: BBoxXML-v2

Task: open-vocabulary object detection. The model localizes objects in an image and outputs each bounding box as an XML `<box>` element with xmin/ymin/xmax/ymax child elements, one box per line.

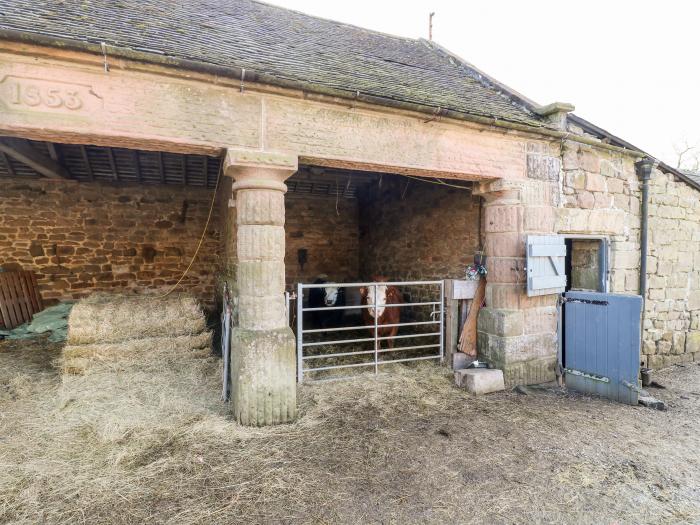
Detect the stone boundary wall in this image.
<box><xmin>644</xmin><ymin>170</ymin><xmax>700</xmax><ymax>368</ymax></box>
<box><xmin>0</xmin><ymin>179</ymin><xmax>221</xmax><ymax>307</ymax></box>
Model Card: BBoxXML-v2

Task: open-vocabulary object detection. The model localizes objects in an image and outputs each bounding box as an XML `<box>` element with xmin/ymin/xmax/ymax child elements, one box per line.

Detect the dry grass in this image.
<box><xmin>67</xmin><ymin>293</ymin><xmax>207</xmax><ymax>345</ymax></box>
<box><xmin>61</xmin><ymin>332</ymin><xmax>213</xmax><ymax>375</ymax></box>
<box><xmin>1</xmin><ymin>336</ymin><xmax>700</xmax><ymax>524</ymax></box>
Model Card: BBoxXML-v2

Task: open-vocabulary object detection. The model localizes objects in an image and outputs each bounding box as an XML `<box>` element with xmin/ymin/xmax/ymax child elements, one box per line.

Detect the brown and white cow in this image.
<box><xmin>359</xmin><ymin>276</ymin><xmax>402</xmax><ymax>348</ymax></box>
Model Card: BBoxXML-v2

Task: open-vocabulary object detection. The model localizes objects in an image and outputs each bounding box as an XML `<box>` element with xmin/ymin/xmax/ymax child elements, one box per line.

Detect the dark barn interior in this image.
<box><xmin>283</xmin><ymin>166</ymin><xmax>482</xmax><ymax>377</ymax></box>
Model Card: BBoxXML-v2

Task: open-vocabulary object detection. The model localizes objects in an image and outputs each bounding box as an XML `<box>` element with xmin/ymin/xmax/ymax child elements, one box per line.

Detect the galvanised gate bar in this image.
<box><xmin>295</xmin><ymin>280</ymin><xmax>444</xmax><ymax>382</ymax></box>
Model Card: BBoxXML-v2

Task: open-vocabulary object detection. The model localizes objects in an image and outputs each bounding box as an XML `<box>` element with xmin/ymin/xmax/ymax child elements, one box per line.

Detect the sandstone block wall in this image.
<box><xmin>285</xmin><ymin>194</ymin><xmax>360</xmax><ymax>286</ymax></box>
<box><xmin>644</xmin><ymin>170</ymin><xmax>700</xmax><ymax>368</ymax></box>
<box><xmin>0</xmin><ymin>179</ymin><xmax>220</xmax><ymax>307</ymax></box>
<box><xmin>557</xmin><ymin>142</ymin><xmax>641</xmax><ymax>294</ymax></box>
<box><xmin>558</xmin><ymin>141</ymin><xmax>700</xmax><ymax>369</ymax></box>
<box><xmin>207</xmin><ymin>174</ymin><xmax>479</xmax><ymax>299</ymax></box>
<box><xmin>358</xmin><ymin>176</ymin><xmax>480</xmax><ymax>283</ymax></box>
<box><xmin>477</xmin><ymin>142</ymin><xmax>561</xmax><ymax>387</ymax></box>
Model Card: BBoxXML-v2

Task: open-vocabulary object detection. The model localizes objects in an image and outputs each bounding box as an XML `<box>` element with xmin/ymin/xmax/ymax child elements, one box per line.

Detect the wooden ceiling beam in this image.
<box><xmin>0</xmin><ymin>138</ymin><xmax>71</xmax><ymax>179</ymax></box>
<box><xmin>132</xmin><ymin>150</ymin><xmax>142</xmax><ymax>183</ymax></box>
<box><xmin>80</xmin><ymin>145</ymin><xmax>94</xmax><ymax>181</ymax></box>
<box><xmin>106</xmin><ymin>147</ymin><xmax>119</xmax><ymax>181</ymax></box>
<box><xmin>46</xmin><ymin>142</ymin><xmax>60</xmax><ymax>161</ymax></box>
<box><xmin>158</xmin><ymin>151</ymin><xmax>165</xmax><ymax>183</ymax></box>
<box><xmin>203</xmin><ymin>155</ymin><xmax>209</xmax><ymax>187</ymax></box>
<box><xmin>0</xmin><ymin>151</ymin><xmax>16</xmax><ymax>177</ymax></box>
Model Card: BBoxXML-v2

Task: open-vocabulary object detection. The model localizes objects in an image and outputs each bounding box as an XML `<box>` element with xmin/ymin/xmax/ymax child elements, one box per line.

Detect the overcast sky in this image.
<box><xmin>272</xmin><ymin>0</ymin><xmax>698</xmax><ymax>168</ymax></box>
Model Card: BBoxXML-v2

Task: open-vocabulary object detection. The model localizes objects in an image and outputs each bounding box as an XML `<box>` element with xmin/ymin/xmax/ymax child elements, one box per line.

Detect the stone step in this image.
<box><xmin>455</xmin><ymin>368</ymin><xmax>505</xmax><ymax>394</ymax></box>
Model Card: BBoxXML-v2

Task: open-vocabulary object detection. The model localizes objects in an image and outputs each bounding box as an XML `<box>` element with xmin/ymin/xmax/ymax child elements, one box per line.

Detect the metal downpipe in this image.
<box><xmin>635</xmin><ymin>158</ymin><xmax>655</xmax><ymax>302</ymax></box>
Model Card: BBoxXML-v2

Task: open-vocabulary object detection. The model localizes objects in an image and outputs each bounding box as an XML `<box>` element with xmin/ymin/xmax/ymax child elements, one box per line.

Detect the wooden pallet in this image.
<box><xmin>0</xmin><ymin>271</ymin><xmax>43</xmax><ymax>329</ymax></box>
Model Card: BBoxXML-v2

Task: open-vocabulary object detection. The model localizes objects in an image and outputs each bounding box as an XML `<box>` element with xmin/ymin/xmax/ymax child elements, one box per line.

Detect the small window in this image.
<box><xmin>564</xmin><ymin>237</ymin><xmax>608</xmax><ymax>293</ymax></box>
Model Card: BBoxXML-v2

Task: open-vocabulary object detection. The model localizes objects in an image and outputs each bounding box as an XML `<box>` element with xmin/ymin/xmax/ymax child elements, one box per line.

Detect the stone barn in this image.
<box><xmin>1</xmin><ymin>0</ymin><xmax>699</xmax><ymax>425</ymax></box>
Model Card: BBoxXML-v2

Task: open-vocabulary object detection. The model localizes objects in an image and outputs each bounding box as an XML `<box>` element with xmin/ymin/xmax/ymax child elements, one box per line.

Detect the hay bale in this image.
<box><xmin>67</xmin><ymin>293</ymin><xmax>207</xmax><ymax>345</ymax></box>
<box><xmin>62</xmin><ymin>332</ymin><xmax>213</xmax><ymax>375</ymax></box>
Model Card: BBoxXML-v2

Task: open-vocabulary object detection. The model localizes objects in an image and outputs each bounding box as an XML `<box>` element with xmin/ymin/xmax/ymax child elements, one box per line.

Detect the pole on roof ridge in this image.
<box><xmin>429</xmin><ymin>12</ymin><xmax>435</xmax><ymax>41</ymax></box>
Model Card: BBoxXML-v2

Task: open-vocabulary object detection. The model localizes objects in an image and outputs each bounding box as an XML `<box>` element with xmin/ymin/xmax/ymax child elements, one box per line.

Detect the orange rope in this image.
<box><xmin>155</xmin><ymin>160</ymin><xmax>223</xmax><ymax>298</ymax></box>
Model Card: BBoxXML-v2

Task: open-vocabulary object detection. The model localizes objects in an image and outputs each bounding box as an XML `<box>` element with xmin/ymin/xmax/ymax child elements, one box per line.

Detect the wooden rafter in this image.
<box><xmin>46</xmin><ymin>142</ymin><xmax>60</xmax><ymax>161</ymax></box>
<box><xmin>0</xmin><ymin>150</ymin><xmax>16</xmax><ymax>177</ymax></box>
<box><xmin>158</xmin><ymin>151</ymin><xmax>165</xmax><ymax>183</ymax></box>
<box><xmin>132</xmin><ymin>150</ymin><xmax>142</xmax><ymax>182</ymax></box>
<box><xmin>203</xmin><ymin>155</ymin><xmax>209</xmax><ymax>187</ymax></box>
<box><xmin>80</xmin><ymin>146</ymin><xmax>94</xmax><ymax>181</ymax></box>
<box><xmin>0</xmin><ymin>139</ymin><xmax>220</xmax><ymax>188</ymax></box>
<box><xmin>106</xmin><ymin>147</ymin><xmax>119</xmax><ymax>181</ymax></box>
<box><xmin>0</xmin><ymin>138</ymin><xmax>71</xmax><ymax>179</ymax></box>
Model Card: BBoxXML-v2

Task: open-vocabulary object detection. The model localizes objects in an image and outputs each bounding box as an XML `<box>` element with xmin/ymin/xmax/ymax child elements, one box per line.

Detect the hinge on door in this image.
<box><xmin>563</xmin><ymin>367</ymin><xmax>610</xmax><ymax>383</ymax></box>
<box><xmin>621</xmin><ymin>380</ymin><xmax>643</xmax><ymax>394</ymax></box>
<box><xmin>561</xmin><ymin>297</ymin><xmax>609</xmax><ymax>306</ymax></box>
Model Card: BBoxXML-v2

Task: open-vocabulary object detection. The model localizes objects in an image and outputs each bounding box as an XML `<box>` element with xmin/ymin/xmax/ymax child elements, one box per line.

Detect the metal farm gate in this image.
<box><xmin>295</xmin><ymin>280</ymin><xmax>444</xmax><ymax>382</ymax></box>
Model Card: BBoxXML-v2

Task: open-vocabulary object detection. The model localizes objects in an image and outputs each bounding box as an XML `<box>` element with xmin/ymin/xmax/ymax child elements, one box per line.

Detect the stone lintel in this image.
<box><xmin>473</xmin><ymin>178</ymin><xmax>525</xmax><ymax>198</ymax></box>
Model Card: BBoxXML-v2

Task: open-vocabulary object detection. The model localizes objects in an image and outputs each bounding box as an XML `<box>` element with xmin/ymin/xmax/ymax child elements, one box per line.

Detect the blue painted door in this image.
<box><xmin>563</xmin><ymin>291</ymin><xmax>643</xmax><ymax>405</ymax></box>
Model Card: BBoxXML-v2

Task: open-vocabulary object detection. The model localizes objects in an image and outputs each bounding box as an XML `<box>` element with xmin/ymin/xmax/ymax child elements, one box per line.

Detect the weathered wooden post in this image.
<box><xmin>223</xmin><ymin>149</ymin><xmax>298</xmax><ymax>426</ymax></box>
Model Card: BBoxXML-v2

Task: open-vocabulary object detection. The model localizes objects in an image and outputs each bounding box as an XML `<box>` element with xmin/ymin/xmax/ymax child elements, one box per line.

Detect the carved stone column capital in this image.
<box><xmin>223</xmin><ymin>149</ymin><xmax>297</xmax><ymax>192</ymax></box>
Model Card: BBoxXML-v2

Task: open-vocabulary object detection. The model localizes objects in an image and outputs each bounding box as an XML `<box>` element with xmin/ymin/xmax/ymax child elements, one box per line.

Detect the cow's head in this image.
<box><xmin>323</xmin><ymin>286</ymin><xmax>340</xmax><ymax>306</ymax></box>
<box><xmin>362</xmin><ymin>284</ymin><xmax>387</xmax><ymax>318</ymax></box>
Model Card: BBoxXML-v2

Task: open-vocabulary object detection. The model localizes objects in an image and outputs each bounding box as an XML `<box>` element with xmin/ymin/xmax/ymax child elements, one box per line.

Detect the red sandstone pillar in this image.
<box><xmin>475</xmin><ymin>178</ymin><xmax>559</xmax><ymax>385</ymax></box>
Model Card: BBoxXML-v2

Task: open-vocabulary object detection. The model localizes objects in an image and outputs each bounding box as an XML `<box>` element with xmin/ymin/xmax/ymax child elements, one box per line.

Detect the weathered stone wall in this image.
<box><xmin>477</xmin><ymin>142</ymin><xmax>561</xmax><ymax>386</ymax></box>
<box><xmin>215</xmin><ymin>176</ymin><xmax>479</xmax><ymax>294</ymax></box>
<box><xmin>358</xmin><ymin>176</ymin><xmax>480</xmax><ymax>282</ymax></box>
<box><xmin>644</xmin><ymin>170</ymin><xmax>700</xmax><ymax>368</ymax></box>
<box><xmin>285</xmin><ymin>194</ymin><xmax>360</xmax><ymax>286</ymax></box>
<box><xmin>557</xmin><ymin>142</ymin><xmax>641</xmax><ymax>294</ymax></box>
<box><xmin>0</xmin><ymin>178</ymin><xmax>220</xmax><ymax>307</ymax></box>
<box><xmin>557</xmin><ymin>143</ymin><xmax>700</xmax><ymax>369</ymax></box>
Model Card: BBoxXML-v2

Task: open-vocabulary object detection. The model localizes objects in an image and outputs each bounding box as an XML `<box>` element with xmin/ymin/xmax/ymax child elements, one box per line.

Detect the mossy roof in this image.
<box><xmin>0</xmin><ymin>0</ymin><xmax>544</xmax><ymax>127</ymax></box>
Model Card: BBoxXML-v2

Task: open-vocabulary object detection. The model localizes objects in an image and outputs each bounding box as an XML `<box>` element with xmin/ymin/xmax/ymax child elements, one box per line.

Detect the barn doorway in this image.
<box><xmin>284</xmin><ymin>166</ymin><xmax>481</xmax><ymax>380</ymax></box>
<box><xmin>560</xmin><ymin>235</ymin><xmax>609</xmax><ymax>371</ymax></box>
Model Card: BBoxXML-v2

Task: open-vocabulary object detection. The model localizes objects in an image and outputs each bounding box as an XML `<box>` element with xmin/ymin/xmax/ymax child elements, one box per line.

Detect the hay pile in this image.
<box><xmin>3</xmin><ymin>328</ymin><xmax>700</xmax><ymax>524</ymax></box>
<box><xmin>62</xmin><ymin>293</ymin><xmax>212</xmax><ymax>375</ymax></box>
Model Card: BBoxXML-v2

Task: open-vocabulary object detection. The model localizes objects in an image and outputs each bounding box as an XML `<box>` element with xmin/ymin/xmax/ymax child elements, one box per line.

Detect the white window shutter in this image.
<box><xmin>526</xmin><ymin>235</ymin><xmax>567</xmax><ymax>296</ymax></box>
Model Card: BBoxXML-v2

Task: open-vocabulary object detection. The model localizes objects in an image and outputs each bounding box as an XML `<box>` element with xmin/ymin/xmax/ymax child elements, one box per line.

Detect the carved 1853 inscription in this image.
<box><xmin>0</xmin><ymin>75</ymin><xmax>101</xmax><ymax>113</ymax></box>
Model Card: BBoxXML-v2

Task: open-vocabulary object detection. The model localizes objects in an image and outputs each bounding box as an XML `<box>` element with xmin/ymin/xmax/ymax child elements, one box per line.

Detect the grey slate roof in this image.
<box><xmin>682</xmin><ymin>170</ymin><xmax>700</xmax><ymax>186</ymax></box>
<box><xmin>0</xmin><ymin>0</ymin><xmax>543</xmax><ymax>127</ymax></box>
